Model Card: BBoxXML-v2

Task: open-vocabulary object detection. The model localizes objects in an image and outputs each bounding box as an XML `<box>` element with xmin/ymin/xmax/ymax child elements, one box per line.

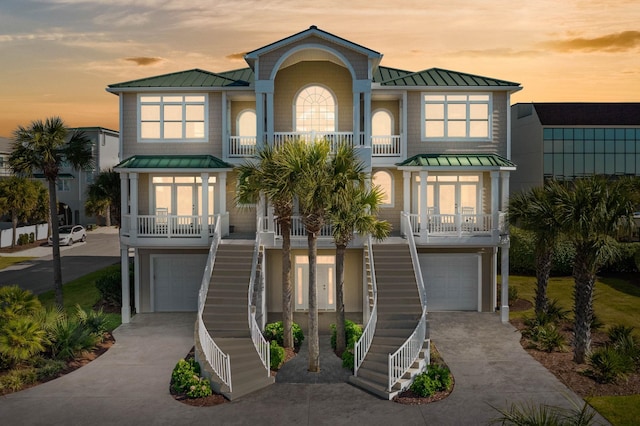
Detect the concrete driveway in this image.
<box><xmin>0</xmin><ymin>311</ymin><xmax>608</xmax><ymax>425</ymax></box>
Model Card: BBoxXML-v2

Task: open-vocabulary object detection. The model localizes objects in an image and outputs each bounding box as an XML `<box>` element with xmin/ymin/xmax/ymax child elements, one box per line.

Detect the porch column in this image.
<box><xmin>500</xmin><ymin>171</ymin><xmax>510</xmax><ymax>211</ymax></box>
<box><xmin>500</xmin><ymin>236</ymin><xmax>510</xmax><ymax>323</ymax></box>
<box><xmin>120</xmin><ymin>171</ymin><xmax>129</xmax><ymax>232</ymax></box>
<box><xmin>490</xmin><ymin>171</ymin><xmax>499</xmax><ymax>237</ymax></box>
<box><xmin>121</xmin><ymin>245</ymin><xmax>131</xmax><ymax>323</ymax></box>
<box><xmin>419</xmin><ymin>170</ymin><xmax>428</xmax><ymax>240</ymax></box>
<box><xmin>402</xmin><ymin>171</ymin><xmax>411</xmax><ymax>236</ymax></box>
<box><xmin>221</xmin><ymin>92</ymin><xmax>228</xmax><ymax>159</ymax></box>
<box><xmin>266</xmin><ymin>91</ymin><xmax>274</xmax><ymax>145</ymax></box>
<box><xmin>129</xmin><ymin>173</ymin><xmax>138</xmax><ymax>236</ymax></box>
<box><xmin>201</xmin><ymin>172</ymin><xmax>209</xmax><ymax>239</ymax></box>
<box><xmin>218</xmin><ymin>172</ymin><xmax>227</xmax><ymax>236</ymax></box>
<box><xmin>353</xmin><ymin>91</ymin><xmax>361</xmax><ymax>145</ymax></box>
<box><xmin>134</xmin><ymin>248</ymin><xmax>140</xmax><ymax>314</ymax></box>
<box><xmin>256</xmin><ymin>91</ymin><xmax>265</xmax><ymax>149</ymax></box>
<box><xmin>363</xmin><ymin>90</ymin><xmax>372</xmax><ymax>149</ymax></box>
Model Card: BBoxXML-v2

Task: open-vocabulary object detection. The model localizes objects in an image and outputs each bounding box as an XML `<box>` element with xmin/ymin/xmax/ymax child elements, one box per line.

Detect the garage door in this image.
<box><xmin>152</xmin><ymin>254</ymin><xmax>208</xmax><ymax>312</ymax></box>
<box><xmin>418</xmin><ymin>254</ymin><xmax>480</xmax><ymax>311</ymax></box>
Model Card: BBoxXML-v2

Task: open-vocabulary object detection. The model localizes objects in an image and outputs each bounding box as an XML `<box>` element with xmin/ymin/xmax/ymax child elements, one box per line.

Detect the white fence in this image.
<box><xmin>0</xmin><ymin>223</ymin><xmax>49</xmax><ymax>248</ymax></box>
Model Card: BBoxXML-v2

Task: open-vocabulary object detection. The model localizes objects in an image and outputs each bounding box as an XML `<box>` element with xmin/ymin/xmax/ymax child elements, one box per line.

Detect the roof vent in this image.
<box><xmin>310</xmin><ymin>25</ymin><xmax>317</xmax><ymax>30</ymax></box>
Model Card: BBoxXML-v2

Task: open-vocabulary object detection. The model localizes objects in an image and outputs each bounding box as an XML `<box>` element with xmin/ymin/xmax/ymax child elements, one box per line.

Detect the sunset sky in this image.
<box><xmin>1</xmin><ymin>0</ymin><xmax>639</xmax><ymax>136</ymax></box>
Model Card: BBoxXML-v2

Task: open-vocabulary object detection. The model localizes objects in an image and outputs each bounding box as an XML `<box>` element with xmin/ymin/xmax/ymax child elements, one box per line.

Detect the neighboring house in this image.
<box><xmin>108</xmin><ymin>26</ymin><xmax>521</xmax><ymax>399</ymax></box>
<box><xmin>32</xmin><ymin>127</ymin><xmax>120</xmax><ymax>226</ymax></box>
<box><xmin>511</xmin><ymin>102</ymin><xmax>640</xmax><ymax>194</ymax></box>
<box><xmin>0</xmin><ymin>136</ymin><xmax>13</xmax><ymax>178</ymax></box>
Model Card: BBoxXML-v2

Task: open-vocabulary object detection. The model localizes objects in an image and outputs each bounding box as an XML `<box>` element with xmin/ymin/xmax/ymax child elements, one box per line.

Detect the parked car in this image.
<box><xmin>48</xmin><ymin>225</ymin><xmax>87</xmax><ymax>246</ymax></box>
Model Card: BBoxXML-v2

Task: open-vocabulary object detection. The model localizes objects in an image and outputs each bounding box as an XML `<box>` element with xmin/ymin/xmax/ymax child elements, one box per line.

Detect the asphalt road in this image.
<box><xmin>0</xmin><ymin>228</ymin><xmax>120</xmax><ymax>295</ymax></box>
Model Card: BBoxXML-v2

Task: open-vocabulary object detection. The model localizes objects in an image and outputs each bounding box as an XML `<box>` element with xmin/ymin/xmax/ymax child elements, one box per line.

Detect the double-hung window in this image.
<box><xmin>139</xmin><ymin>95</ymin><xmax>207</xmax><ymax>142</ymax></box>
<box><xmin>422</xmin><ymin>94</ymin><xmax>491</xmax><ymax>140</ymax></box>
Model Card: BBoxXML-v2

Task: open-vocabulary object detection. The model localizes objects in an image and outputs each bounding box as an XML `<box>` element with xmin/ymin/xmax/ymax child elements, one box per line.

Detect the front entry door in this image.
<box><xmin>295</xmin><ymin>255</ymin><xmax>336</xmax><ymax>311</ymax></box>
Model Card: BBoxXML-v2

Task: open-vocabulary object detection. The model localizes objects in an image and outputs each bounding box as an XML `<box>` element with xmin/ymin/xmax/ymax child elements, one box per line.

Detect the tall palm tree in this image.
<box><xmin>10</xmin><ymin>117</ymin><xmax>93</xmax><ymax>309</ymax></box>
<box><xmin>85</xmin><ymin>169</ymin><xmax>121</xmax><ymax>226</ymax></box>
<box><xmin>329</xmin><ymin>180</ymin><xmax>390</xmax><ymax>354</ymax></box>
<box><xmin>507</xmin><ymin>183</ymin><xmax>563</xmax><ymax>315</ymax></box>
<box><xmin>0</xmin><ymin>177</ymin><xmax>41</xmax><ymax>248</ymax></box>
<box><xmin>553</xmin><ymin>176</ymin><xmax>635</xmax><ymax>363</ymax></box>
<box><xmin>236</xmin><ymin>144</ymin><xmax>299</xmax><ymax>349</ymax></box>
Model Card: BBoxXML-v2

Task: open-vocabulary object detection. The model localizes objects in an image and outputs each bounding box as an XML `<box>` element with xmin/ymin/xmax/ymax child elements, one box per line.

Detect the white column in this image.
<box><xmin>134</xmin><ymin>248</ymin><xmax>140</xmax><ymax>314</ymax></box>
<box><xmin>266</xmin><ymin>91</ymin><xmax>274</xmax><ymax>145</ymax></box>
<box><xmin>490</xmin><ymin>171</ymin><xmax>499</xmax><ymax>237</ymax></box>
<box><xmin>353</xmin><ymin>92</ymin><xmax>361</xmax><ymax>145</ymax></box>
<box><xmin>501</xmin><ymin>238</ymin><xmax>510</xmax><ymax>323</ymax></box>
<box><xmin>129</xmin><ymin>173</ymin><xmax>138</xmax><ymax>236</ymax></box>
<box><xmin>256</xmin><ymin>92</ymin><xmax>264</xmax><ymax>150</ymax></box>
<box><xmin>500</xmin><ymin>171</ymin><xmax>510</xmax><ymax>211</ymax></box>
<box><xmin>201</xmin><ymin>172</ymin><xmax>209</xmax><ymax>239</ymax></box>
<box><xmin>218</xmin><ymin>172</ymin><xmax>227</xmax><ymax>235</ymax></box>
<box><xmin>419</xmin><ymin>170</ymin><xmax>428</xmax><ymax>240</ymax></box>
<box><xmin>363</xmin><ymin>91</ymin><xmax>371</xmax><ymax>148</ymax></box>
<box><xmin>120</xmin><ymin>172</ymin><xmax>129</xmax><ymax>231</ymax></box>
<box><xmin>121</xmin><ymin>246</ymin><xmax>131</xmax><ymax>323</ymax></box>
<box><xmin>402</xmin><ymin>171</ymin><xmax>411</xmax><ymax>236</ymax></box>
<box><xmin>221</xmin><ymin>93</ymin><xmax>228</xmax><ymax>159</ymax></box>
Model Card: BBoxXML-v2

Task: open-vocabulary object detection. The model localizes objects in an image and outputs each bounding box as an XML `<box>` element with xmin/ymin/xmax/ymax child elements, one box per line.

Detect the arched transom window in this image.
<box><xmin>295</xmin><ymin>85</ymin><xmax>336</xmax><ymax>132</ymax></box>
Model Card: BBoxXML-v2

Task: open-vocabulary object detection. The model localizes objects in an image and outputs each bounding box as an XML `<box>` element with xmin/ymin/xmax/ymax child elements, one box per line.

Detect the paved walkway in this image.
<box><xmin>0</xmin><ymin>312</ymin><xmax>608</xmax><ymax>425</ymax></box>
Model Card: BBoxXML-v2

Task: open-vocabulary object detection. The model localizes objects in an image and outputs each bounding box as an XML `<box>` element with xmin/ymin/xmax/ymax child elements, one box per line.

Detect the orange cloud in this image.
<box><xmin>123</xmin><ymin>57</ymin><xmax>164</xmax><ymax>66</ymax></box>
<box><xmin>225</xmin><ymin>52</ymin><xmax>247</xmax><ymax>61</ymax></box>
<box><xmin>543</xmin><ymin>31</ymin><xmax>640</xmax><ymax>53</ymax></box>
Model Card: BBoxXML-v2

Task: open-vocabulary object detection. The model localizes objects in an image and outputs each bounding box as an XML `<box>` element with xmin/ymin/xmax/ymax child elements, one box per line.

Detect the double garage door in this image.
<box><xmin>151</xmin><ymin>254</ymin><xmax>208</xmax><ymax>312</ymax></box>
<box><xmin>418</xmin><ymin>254</ymin><xmax>480</xmax><ymax>311</ymax></box>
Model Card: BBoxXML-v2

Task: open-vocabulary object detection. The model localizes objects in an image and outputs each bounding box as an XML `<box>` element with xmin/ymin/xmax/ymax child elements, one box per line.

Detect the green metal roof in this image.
<box><xmin>108</xmin><ymin>69</ymin><xmax>251</xmax><ymax>89</ymax></box>
<box><xmin>397</xmin><ymin>154</ymin><xmax>516</xmax><ymax>168</ymax></box>
<box><xmin>115</xmin><ymin>155</ymin><xmax>232</xmax><ymax>170</ymax></box>
<box><xmin>373</xmin><ymin>66</ymin><xmax>413</xmax><ymax>83</ymax></box>
<box><xmin>34</xmin><ymin>173</ymin><xmax>75</xmax><ymax>178</ymax></box>
<box><xmin>379</xmin><ymin>68</ymin><xmax>520</xmax><ymax>87</ymax></box>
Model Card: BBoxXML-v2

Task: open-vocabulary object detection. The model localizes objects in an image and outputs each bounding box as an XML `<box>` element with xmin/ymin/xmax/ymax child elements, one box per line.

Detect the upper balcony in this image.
<box><xmin>404</xmin><ymin>211</ymin><xmax>507</xmax><ymax>246</ymax></box>
<box><xmin>227</xmin><ymin>132</ymin><xmax>402</xmax><ymax>161</ymax></box>
<box><xmin>120</xmin><ymin>213</ymin><xmax>229</xmax><ymax>247</ymax></box>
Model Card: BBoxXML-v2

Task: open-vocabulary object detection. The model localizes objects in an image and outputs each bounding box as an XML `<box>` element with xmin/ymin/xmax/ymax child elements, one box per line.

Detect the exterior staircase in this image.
<box><xmin>197</xmin><ymin>242</ymin><xmax>274</xmax><ymax>400</ymax></box>
<box><xmin>349</xmin><ymin>243</ymin><xmax>428</xmax><ymax>399</ymax></box>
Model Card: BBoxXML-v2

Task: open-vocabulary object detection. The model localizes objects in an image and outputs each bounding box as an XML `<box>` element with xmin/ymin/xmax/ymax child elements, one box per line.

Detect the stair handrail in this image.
<box><xmin>197</xmin><ymin>215</ymin><xmax>233</xmax><ymax>392</ymax></box>
<box><xmin>248</xmin><ymin>216</ymin><xmax>270</xmax><ymax>376</ymax></box>
<box><xmin>385</xmin><ymin>213</ymin><xmax>428</xmax><ymax>392</ymax></box>
<box><xmin>354</xmin><ymin>235</ymin><xmax>378</xmax><ymax>376</ymax></box>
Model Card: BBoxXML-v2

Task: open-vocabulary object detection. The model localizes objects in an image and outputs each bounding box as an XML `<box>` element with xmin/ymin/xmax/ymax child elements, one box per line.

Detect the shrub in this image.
<box><xmin>95</xmin><ymin>268</ymin><xmax>122</xmax><ymax>307</ymax></box>
<box><xmin>410</xmin><ymin>364</ymin><xmax>453</xmax><ymax>397</ymax></box>
<box><xmin>587</xmin><ymin>346</ymin><xmax>635</xmax><ymax>383</ymax></box>
<box><xmin>607</xmin><ymin>324</ymin><xmax>640</xmax><ymax>363</ymax></box>
<box><xmin>47</xmin><ymin>317</ymin><xmax>100</xmax><ymax>361</ymax></box>
<box><xmin>0</xmin><ymin>368</ymin><xmax>38</xmax><ymax>392</ymax></box>
<box><xmin>263</xmin><ymin>321</ymin><xmax>304</xmax><ymax>349</ymax></box>
<box><xmin>17</xmin><ymin>234</ymin><xmax>30</xmax><ymax>246</ymax></box>
<box><xmin>508</xmin><ymin>227</ymin><xmax>576</xmax><ymax>276</ymax></box>
<box><xmin>0</xmin><ymin>285</ymin><xmax>42</xmax><ymax>320</ymax></box>
<box><xmin>545</xmin><ymin>299</ymin><xmax>570</xmax><ymax>323</ymax></box>
<box><xmin>602</xmin><ymin>242</ymin><xmax>640</xmax><ymax>273</ymax></box>
<box><xmin>341</xmin><ymin>348</ymin><xmax>355</xmax><ymax>371</ymax></box>
<box><xmin>330</xmin><ymin>320</ymin><xmax>363</xmax><ymax>351</ymax></box>
<box><xmin>270</xmin><ymin>340</ymin><xmax>285</xmax><ymax>370</ymax></box>
<box><xmin>0</xmin><ymin>316</ymin><xmax>47</xmax><ymax>366</ymax></box>
<box><xmin>535</xmin><ymin>324</ymin><xmax>566</xmax><ymax>353</ymax></box>
<box><xmin>508</xmin><ymin>286</ymin><xmax>519</xmax><ymax>306</ymax></box>
<box><xmin>489</xmin><ymin>400</ymin><xmax>597</xmax><ymax>426</ymax></box>
<box><xmin>74</xmin><ymin>305</ymin><xmax>109</xmax><ymax>339</ymax></box>
<box><xmin>170</xmin><ymin>357</ymin><xmax>212</xmax><ymax>398</ymax></box>
<box><xmin>34</xmin><ymin>358</ymin><xmax>67</xmax><ymax>381</ymax></box>
<box><xmin>29</xmin><ymin>232</ymin><xmax>35</xmax><ymax>243</ymax></box>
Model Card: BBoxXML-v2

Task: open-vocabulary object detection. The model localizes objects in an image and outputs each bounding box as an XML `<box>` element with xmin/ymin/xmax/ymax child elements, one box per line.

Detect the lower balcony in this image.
<box><xmin>405</xmin><ymin>212</ymin><xmax>506</xmax><ymax>245</ymax></box>
<box><xmin>120</xmin><ymin>213</ymin><xmax>229</xmax><ymax>247</ymax></box>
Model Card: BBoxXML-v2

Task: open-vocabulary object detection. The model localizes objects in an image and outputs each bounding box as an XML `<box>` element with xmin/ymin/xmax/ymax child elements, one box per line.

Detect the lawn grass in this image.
<box><xmin>0</xmin><ymin>256</ymin><xmax>35</xmax><ymax>269</ymax></box>
<box><xmin>508</xmin><ymin>273</ymin><xmax>640</xmax><ymax>426</ymax></box>
<box><xmin>586</xmin><ymin>395</ymin><xmax>640</xmax><ymax>426</ymax></box>
<box><xmin>38</xmin><ymin>263</ymin><xmax>121</xmax><ymax>331</ymax></box>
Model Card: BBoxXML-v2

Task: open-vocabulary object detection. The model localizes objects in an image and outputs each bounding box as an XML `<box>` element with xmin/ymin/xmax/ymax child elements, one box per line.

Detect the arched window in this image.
<box><xmin>372</xmin><ymin>170</ymin><xmax>393</xmax><ymax>206</ymax></box>
<box><xmin>372</xmin><ymin>110</ymin><xmax>393</xmax><ymax>136</ymax></box>
<box><xmin>237</xmin><ymin>110</ymin><xmax>256</xmax><ymax>138</ymax></box>
<box><xmin>295</xmin><ymin>85</ymin><xmax>336</xmax><ymax>132</ymax></box>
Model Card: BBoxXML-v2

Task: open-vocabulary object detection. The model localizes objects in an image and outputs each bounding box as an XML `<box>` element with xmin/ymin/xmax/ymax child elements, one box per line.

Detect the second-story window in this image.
<box><xmin>422</xmin><ymin>94</ymin><xmax>491</xmax><ymax>141</ymax></box>
<box><xmin>295</xmin><ymin>85</ymin><xmax>336</xmax><ymax>132</ymax></box>
<box><xmin>139</xmin><ymin>95</ymin><xmax>207</xmax><ymax>142</ymax></box>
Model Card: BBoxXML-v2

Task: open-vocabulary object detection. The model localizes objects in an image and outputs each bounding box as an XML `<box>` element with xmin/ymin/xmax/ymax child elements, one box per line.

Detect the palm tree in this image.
<box><xmin>507</xmin><ymin>183</ymin><xmax>563</xmax><ymax>315</ymax></box>
<box><xmin>0</xmin><ymin>177</ymin><xmax>42</xmax><ymax>248</ymax></box>
<box><xmin>329</xmin><ymin>179</ymin><xmax>390</xmax><ymax>354</ymax></box>
<box><xmin>85</xmin><ymin>169</ymin><xmax>121</xmax><ymax>226</ymax></box>
<box><xmin>236</xmin><ymin>144</ymin><xmax>299</xmax><ymax>349</ymax></box>
<box><xmin>553</xmin><ymin>176</ymin><xmax>636</xmax><ymax>363</ymax></box>
<box><xmin>9</xmin><ymin>117</ymin><xmax>93</xmax><ymax>309</ymax></box>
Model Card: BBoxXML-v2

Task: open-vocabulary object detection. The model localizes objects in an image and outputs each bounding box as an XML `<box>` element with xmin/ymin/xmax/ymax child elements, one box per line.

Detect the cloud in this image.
<box><xmin>123</xmin><ymin>57</ymin><xmax>164</xmax><ymax>66</ymax></box>
<box><xmin>225</xmin><ymin>52</ymin><xmax>246</xmax><ymax>61</ymax></box>
<box><xmin>543</xmin><ymin>31</ymin><xmax>640</xmax><ymax>52</ymax></box>
<box><xmin>443</xmin><ymin>48</ymin><xmax>543</xmax><ymax>58</ymax></box>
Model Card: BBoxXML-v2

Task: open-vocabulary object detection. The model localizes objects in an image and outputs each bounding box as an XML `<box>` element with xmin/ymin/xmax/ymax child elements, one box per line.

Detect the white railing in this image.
<box><xmin>354</xmin><ymin>236</ymin><xmax>378</xmax><ymax>376</ymax></box>
<box><xmin>248</xmin><ymin>217</ymin><xmax>270</xmax><ymax>376</ymax></box>
<box><xmin>196</xmin><ymin>216</ymin><xmax>232</xmax><ymax>392</ymax></box>
<box><xmin>272</xmin><ymin>131</ymin><xmax>361</xmax><ymax>152</ymax></box>
<box><xmin>386</xmin><ymin>214</ymin><xmax>428</xmax><ymax>392</ymax></box>
<box><xmin>405</xmin><ymin>213</ymin><xmax>493</xmax><ymax>236</ymax></box>
<box><xmin>229</xmin><ymin>136</ymin><xmax>257</xmax><ymax>157</ymax></box>
<box><xmin>388</xmin><ymin>306</ymin><xmax>428</xmax><ymax>392</ymax></box>
<box><xmin>121</xmin><ymin>214</ymin><xmax>219</xmax><ymax>238</ymax></box>
<box><xmin>270</xmin><ymin>215</ymin><xmax>333</xmax><ymax>238</ymax></box>
<box><xmin>371</xmin><ymin>135</ymin><xmax>401</xmax><ymax>156</ymax></box>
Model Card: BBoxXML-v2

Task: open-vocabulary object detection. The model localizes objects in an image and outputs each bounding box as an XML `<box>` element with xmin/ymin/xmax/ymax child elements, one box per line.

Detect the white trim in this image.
<box><xmin>269</xmin><ymin>43</ymin><xmax>357</xmax><ymax>81</ymax></box>
<box><xmin>293</xmin><ymin>84</ymin><xmax>338</xmax><ymax>132</ymax></box>
<box><xmin>136</xmin><ymin>93</ymin><xmax>209</xmax><ymax>143</ymax></box>
<box><xmin>420</xmin><ymin>92</ymin><xmax>493</xmax><ymax>142</ymax></box>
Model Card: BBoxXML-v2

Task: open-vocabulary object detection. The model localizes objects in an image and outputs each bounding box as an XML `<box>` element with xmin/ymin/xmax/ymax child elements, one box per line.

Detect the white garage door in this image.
<box><xmin>418</xmin><ymin>254</ymin><xmax>480</xmax><ymax>311</ymax></box>
<box><xmin>152</xmin><ymin>254</ymin><xmax>208</xmax><ymax>312</ymax></box>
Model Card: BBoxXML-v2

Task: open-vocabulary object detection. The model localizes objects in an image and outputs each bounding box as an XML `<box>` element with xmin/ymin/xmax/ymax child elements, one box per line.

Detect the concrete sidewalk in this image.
<box><xmin>0</xmin><ymin>312</ymin><xmax>608</xmax><ymax>425</ymax></box>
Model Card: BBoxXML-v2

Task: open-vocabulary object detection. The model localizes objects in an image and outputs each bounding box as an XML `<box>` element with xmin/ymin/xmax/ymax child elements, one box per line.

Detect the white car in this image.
<box><xmin>49</xmin><ymin>225</ymin><xmax>87</xmax><ymax>246</ymax></box>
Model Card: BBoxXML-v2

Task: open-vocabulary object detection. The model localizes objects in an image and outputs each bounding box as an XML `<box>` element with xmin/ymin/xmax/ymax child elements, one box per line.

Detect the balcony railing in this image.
<box><xmin>121</xmin><ymin>213</ymin><xmax>221</xmax><ymax>238</ymax></box>
<box><xmin>406</xmin><ymin>212</ymin><xmax>496</xmax><ymax>237</ymax></box>
<box><xmin>264</xmin><ymin>215</ymin><xmax>333</xmax><ymax>238</ymax></box>
<box><xmin>227</xmin><ymin>132</ymin><xmax>402</xmax><ymax>158</ymax></box>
